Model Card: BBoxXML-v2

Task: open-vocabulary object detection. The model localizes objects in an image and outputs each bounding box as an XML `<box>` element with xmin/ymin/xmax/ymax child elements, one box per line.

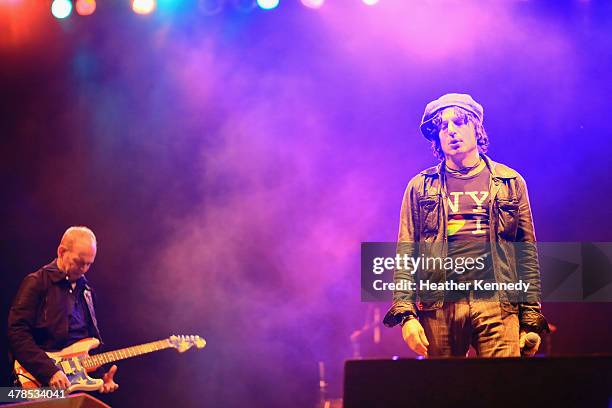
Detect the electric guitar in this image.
<box><xmin>14</xmin><ymin>335</ymin><xmax>206</xmax><ymax>393</ymax></box>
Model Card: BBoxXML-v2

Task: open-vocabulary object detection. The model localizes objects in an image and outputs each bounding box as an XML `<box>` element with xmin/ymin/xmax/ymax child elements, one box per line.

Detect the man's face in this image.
<box><xmin>58</xmin><ymin>241</ymin><xmax>97</xmax><ymax>282</ymax></box>
<box><xmin>437</xmin><ymin>107</ymin><xmax>478</xmax><ymax>159</ymax></box>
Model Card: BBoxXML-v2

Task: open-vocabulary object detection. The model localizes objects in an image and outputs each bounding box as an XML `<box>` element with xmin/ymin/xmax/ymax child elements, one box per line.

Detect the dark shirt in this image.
<box><xmin>66</xmin><ymin>279</ymin><xmax>91</xmax><ymax>345</ymax></box>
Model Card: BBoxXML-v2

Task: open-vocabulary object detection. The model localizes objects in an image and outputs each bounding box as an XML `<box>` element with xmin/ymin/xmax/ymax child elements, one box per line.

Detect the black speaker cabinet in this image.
<box><xmin>344</xmin><ymin>356</ymin><xmax>612</xmax><ymax>408</ymax></box>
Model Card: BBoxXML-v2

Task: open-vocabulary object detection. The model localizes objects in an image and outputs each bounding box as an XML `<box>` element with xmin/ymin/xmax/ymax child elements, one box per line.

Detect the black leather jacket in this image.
<box><xmin>7</xmin><ymin>260</ymin><xmax>101</xmax><ymax>385</ymax></box>
<box><xmin>383</xmin><ymin>154</ymin><xmax>549</xmax><ymax>334</ymax></box>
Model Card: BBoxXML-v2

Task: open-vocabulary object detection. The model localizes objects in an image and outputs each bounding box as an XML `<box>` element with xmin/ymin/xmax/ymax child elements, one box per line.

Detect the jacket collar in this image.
<box><xmin>420</xmin><ymin>153</ymin><xmax>519</xmax><ymax>179</ymax></box>
<box><xmin>481</xmin><ymin>154</ymin><xmax>519</xmax><ymax>179</ymax></box>
<box><xmin>43</xmin><ymin>259</ymin><xmax>89</xmax><ymax>286</ymax></box>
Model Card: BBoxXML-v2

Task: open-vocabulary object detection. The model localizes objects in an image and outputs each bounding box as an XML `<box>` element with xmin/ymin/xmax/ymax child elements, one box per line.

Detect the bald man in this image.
<box><xmin>8</xmin><ymin>226</ymin><xmax>118</xmax><ymax>393</ymax></box>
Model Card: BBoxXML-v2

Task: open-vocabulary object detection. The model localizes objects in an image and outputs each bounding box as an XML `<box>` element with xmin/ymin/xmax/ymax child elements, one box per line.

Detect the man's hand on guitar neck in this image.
<box><xmin>99</xmin><ymin>364</ymin><xmax>119</xmax><ymax>393</ymax></box>
<box><xmin>49</xmin><ymin>370</ymin><xmax>71</xmax><ymax>390</ymax></box>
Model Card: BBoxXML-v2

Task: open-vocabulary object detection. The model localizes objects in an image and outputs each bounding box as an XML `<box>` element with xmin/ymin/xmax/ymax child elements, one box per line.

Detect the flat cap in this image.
<box><xmin>420</xmin><ymin>93</ymin><xmax>483</xmax><ymax>140</ymax></box>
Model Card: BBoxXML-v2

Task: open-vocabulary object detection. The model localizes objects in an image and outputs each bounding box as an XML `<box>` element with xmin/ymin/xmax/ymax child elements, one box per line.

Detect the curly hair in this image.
<box><xmin>429</xmin><ymin>106</ymin><xmax>489</xmax><ymax>161</ymax></box>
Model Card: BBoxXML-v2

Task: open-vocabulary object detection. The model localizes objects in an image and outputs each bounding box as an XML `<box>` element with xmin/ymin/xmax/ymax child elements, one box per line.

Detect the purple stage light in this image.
<box><xmin>301</xmin><ymin>0</ymin><xmax>324</xmax><ymax>9</ymax></box>
<box><xmin>198</xmin><ymin>0</ymin><xmax>223</xmax><ymax>15</ymax></box>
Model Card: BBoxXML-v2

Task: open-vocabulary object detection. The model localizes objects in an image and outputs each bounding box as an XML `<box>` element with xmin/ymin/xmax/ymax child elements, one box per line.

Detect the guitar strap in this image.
<box><xmin>83</xmin><ymin>285</ymin><xmax>103</xmax><ymax>344</ymax></box>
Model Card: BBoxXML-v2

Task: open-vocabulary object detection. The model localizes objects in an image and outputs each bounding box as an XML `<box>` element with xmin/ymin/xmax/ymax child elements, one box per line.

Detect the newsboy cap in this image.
<box><xmin>419</xmin><ymin>93</ymin><xmax>484</xmax><ymax>140</ymax></box>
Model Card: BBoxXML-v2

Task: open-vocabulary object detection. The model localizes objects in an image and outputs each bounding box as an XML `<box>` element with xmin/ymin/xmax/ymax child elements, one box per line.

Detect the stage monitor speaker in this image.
<box><xmin>344</xmin><ymin>356</ymin><xmax>612</xmax><ymax>408</ymax></box>
<box><xmin>2</xmin><ymin>393</ymin><xmax>110</xmax><ymax>408</ymax></box>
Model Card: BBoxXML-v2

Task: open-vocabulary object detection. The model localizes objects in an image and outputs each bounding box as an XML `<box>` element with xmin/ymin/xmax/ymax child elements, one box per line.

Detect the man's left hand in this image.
<box><xmin>519</xmin><ymin>330</ymin><xmax>541</xmax><ymax>357</ymax></box>
<box><xmin>99</xmin><ymin>365</ymin><xmax>119</xmax><ymax>393</ymax></box>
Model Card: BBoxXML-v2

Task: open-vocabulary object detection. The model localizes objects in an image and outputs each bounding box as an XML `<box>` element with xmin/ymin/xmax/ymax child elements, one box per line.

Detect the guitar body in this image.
<box><xmin>14</xmin><ymin>337</ymin><xmax>103</xmax><ymax>392</ymax></box>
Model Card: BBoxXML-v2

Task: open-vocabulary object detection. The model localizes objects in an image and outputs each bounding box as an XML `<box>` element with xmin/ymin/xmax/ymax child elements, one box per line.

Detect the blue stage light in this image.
<box><xmin>51</xmin><ymin>0</ymin><xmax>73</xmax><ymax>19</ymax></box>
<box><xmin>233</xmin><ymin>0</ymin><xmax>257</xmax><ymax>13</ymax></box>
<box><xmin>256</xmin><ymin>0</ymin><xmax>279</xmax><ymax>10</ymax></box>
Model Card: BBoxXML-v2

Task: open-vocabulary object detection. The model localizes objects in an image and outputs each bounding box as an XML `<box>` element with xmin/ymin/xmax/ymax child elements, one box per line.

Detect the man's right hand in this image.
<box><xmin>49</xmin><ymin>371</ymin><xmax>71</xmax><ymax>390</ymax></box>
<box><xmin>401</xmin><ymin>318</ymin><xmax>429</xmax><ymax>357</ymax></box>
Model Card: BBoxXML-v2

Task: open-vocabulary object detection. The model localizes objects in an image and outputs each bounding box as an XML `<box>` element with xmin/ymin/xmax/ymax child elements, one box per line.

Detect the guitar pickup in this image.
<box><xmin>60</xmin><ymin>361</ymin><xmax>75</xmax><ymax>375</ymax></box>
<box><xmin>73</xmin><ymin>358</ymin><xmax>83</xmax><ymax>372</ymax></box>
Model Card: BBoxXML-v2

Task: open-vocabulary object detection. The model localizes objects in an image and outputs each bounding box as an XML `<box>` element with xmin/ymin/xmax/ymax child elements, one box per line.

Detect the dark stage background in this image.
<box><xmin>1</xmin><ymin>0</ymin><xmax>612</xmax><ymax>407</ymax></box>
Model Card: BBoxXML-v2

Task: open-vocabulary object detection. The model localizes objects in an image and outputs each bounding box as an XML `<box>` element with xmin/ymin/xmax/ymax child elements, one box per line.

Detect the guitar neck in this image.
<box><xmin>81</xmin><ymin>339</ymin><xmax>171</xmax><ymax>369</ymax></box>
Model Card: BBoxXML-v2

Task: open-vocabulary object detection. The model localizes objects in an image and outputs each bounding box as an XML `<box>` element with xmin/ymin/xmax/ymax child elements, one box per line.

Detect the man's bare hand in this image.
<box><xmin>99</xmin><ymin>365</ymin><xmax>119</xmax><ymax>393</ymax></box>
<box><xmin>519</xmin><ymin>330</ymin><xmax>541</xmax><ymax>357</ymax></box>
<box><xmin>49</xmin><ymin>370</ymin><xmax>71</xmax><ymax>390</ymax></box>
<box><xmin>402</xmin><ymin>318</ymin><xmax>429</xmax><ymax>357</ymax></box>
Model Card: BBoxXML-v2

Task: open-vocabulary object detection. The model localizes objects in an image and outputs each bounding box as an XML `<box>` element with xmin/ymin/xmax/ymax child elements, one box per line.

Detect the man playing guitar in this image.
<box><xmin>8</xmin><ymin>226</ymin><xmax>118</xmax><ymax>393</ymax></box>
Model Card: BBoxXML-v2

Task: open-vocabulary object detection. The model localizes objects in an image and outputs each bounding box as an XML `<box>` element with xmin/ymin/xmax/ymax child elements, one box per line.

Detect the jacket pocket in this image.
<box><xmin>419</xmin><ymin>195</ymin><xmax>440</xmax><ymax>235</ymax></box>
<box><xmin>496</xmin><ymin>198</ymin><xmax>519</xmax><ymax>240</ymax></box>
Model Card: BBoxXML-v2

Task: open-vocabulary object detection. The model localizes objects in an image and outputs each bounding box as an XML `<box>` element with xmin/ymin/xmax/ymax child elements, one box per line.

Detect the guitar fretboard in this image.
<box><xmin>81</xmin><ymin>339</ymin><xmax>171</xmax><ymax>369</ymax></box>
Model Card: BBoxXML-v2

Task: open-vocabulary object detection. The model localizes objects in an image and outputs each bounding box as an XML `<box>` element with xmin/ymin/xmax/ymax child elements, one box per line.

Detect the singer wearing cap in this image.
<box><xmin>382</xmin><ymin>93</ymin><xmax>549</xmax><ymax>357</ymax></box>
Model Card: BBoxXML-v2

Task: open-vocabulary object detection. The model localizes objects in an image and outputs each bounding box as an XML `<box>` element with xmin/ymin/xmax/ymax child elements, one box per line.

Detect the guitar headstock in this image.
<box><xmin>168</xmin><ymin>335</ymin><xmax>207</xmax><ymax>353</ymax></box>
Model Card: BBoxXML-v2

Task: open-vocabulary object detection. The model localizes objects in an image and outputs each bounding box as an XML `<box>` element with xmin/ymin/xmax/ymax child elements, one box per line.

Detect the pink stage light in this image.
<box><xmin>75</xmin><ymin>0</ymin><xmax>96</xmax><ymax>16</ymax></box>
<box><xmin>362</xmin><ymin>0</ymin><xmax>379</xmax><ymax>5</ymax></box>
